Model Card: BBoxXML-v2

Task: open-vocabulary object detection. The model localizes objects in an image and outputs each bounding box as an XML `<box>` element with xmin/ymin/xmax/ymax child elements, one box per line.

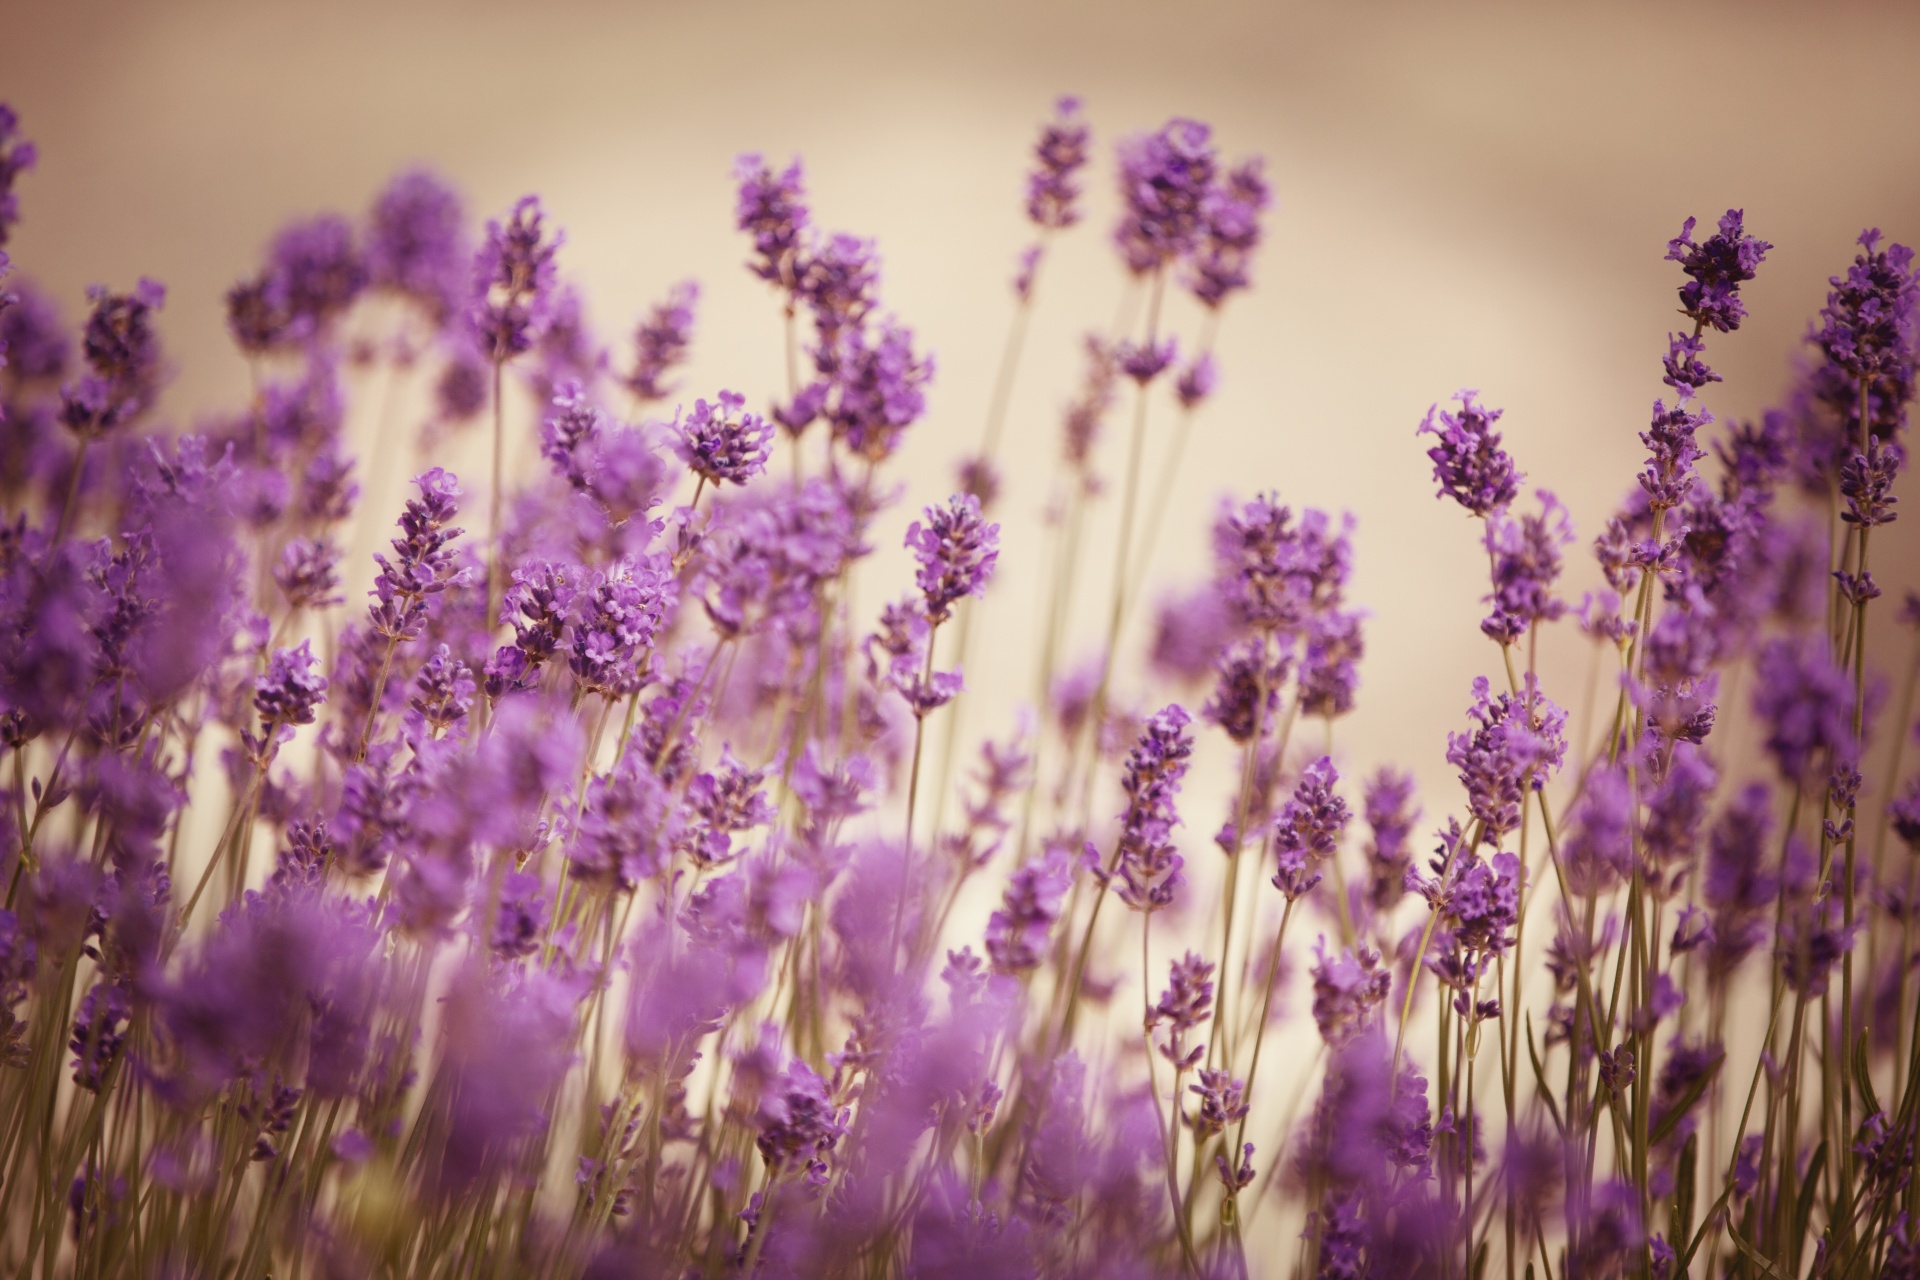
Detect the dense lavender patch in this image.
<box><xmin>0</xmin><ymin>94</ymin><xmax>1918</xmax><ymax>1280</ymax></box>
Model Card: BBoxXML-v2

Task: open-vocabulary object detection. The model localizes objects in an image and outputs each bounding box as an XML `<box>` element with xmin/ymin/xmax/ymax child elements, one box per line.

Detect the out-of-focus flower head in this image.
<box><xmin>1114</xmin><ymin>118</ymin><xmax>1217</xmax><ymax>275</ymax></box>
<box><xmin>1187</xmin><ymin>158</ymin><xmax>1271</xmax><ymax>309</ymax></box>
<box><xmin>1027</xmin><ymin>95</ymin><xmax>1090</xmax><ymax>230</ymax></box>
<box><xmin>734</xmin><ymin>154</ymin><xmax>810</xmax><ymax>291</ymax></box>
<box><xmin>1481</xmin><ymin>488</ymin><xmax>1575</xmax><ymax>644</ymax></box>
<box><xmin>0</xmin><ymin>104</ymin><xmax>36</xmax><ymax>246</ymax></box>
<box><xmin>61</xmin><ymin>279</ymin><xmax>166</xmax><ymax>439</ymax></box>
<box><xmin>469</xmin><ymin>195</ymin><xmax>563</xmax><ymax>362</ymax></box>
<box><xmin>366</xmin><ymin>168</ymin><xmax>468</xmax><ymax>323</ymax></box>
<box><xmin>624</xmin><ymin>279</ymin><xmax>698</xmax><ymax>404</ymax></box>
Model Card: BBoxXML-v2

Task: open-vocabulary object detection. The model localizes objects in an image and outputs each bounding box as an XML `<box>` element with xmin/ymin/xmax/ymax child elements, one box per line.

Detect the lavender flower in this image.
<box><xmin>1446</xmin><ymin>675</ymin><xmax>1566</xmax><ymax>847</ymax></box>
<box><xmin>469</xmin><ymin>196</ymin><xmax>562</xmax><ymax>362</ymax></box>
<box><xmin>273</xmin><ymin>536</ymin><xmax>343</xmax><ymax>611</ymax></box>
<box><xmin>624</xmin><ymin>279</ymin><xmax>698</xmax><ymax>403</ymax></box>
<box><xmin>1310</xmin><ymin>939</ymin><xmax>1389</xmax><ymax>1047</ymax></box>
<box><xmin>1113</xmin><ymin>118</ymin><xmax>1217</xmax><ymax>275</ymax></box>
<box><xmin>1271</xmin><ymin>756</ymin><xmax>1348</xmax><ymax>901</ymax></box>
<box><xmin>1187</xmin><ymin>158</ymin><xmax>1272</xmax><ymax>308</ymax></box>
<box><xmin>1104</xmin><ymin>705</ymin><xmax>1195</xmax><ymax>912</ymax></box>
<box><xmin>60</xmin><ymin>279</ymin><xmax>166</xmax><ymax>438</ymax></box>
<box><xmin>674</xmin><ymin>390</ymin><xmax>773</xmax><ymax>489</ymax></box>
<box><xmin>1419</xmin><ymin>390</ymin><xmax>1520</xmax><ymax>518</ymax></box>
<box><xmin>1481</xmin><ymin>489</ymin><xmax>1574</xmax><ymax>643</ymax></box>
<box><xmin>567</xmin><ymin>555</ymin><xmax>674</xmax><ymax>695</ymax></box>
<box><xmin>1149</xmin><ymin>952</ymin><xmax>1215</xmax><ymax>1068</ymax></box>
<box><xmin>1639</xmin><ymin>399</ymin><xmax>1710</xmax><ymax>511</ymax></box>
<box><xmin>1202</xmin><ymin>638</ymin><xmax>1284</xmax><ymax>744</ymax></box>
<box><xmin>907</xmin><ymin>493</ymin><xmax>999</xmax><ymax>625</ymax></box>
<box><xmin>0</xmin><ymin>104</ymin><xmax>35</xmax><ymax>245</ymax></box>
<box><xmin>734</xmin><ymin>154</ymin><xmax>809</xmax><ymax>288</ymax></box>
<box><xmin>985</xmin><ymin>846</ymin><xmax>1073</xmax><ymax>975</ymax></box>
<box><xmin>366</xmin><ymin>168</ymin><xmax>467</xmax><ymax>320</ymax></box>
<box><xmin>369</xmin><ymin>468</ymin><xmax>466</xmax><ymax>642</ymax></box>
<box><xmin>1813</xmin><ymin>229</ymin><xmax>1918</xmax><ymax>395</ymax></box>
<box><xmin>1026</xmin><ymin>96</ymin><xmax>1090</xmax><ymax>230</ymax></box>
<box><xmin>269</xmin><ymin>214</ymin><xmax>367</xmax><ymax>333</ymax></box>
<box><xmin>1665</xmin><ymin>209</ymin><xmax>1771</xmax><ymax>333</ymax></box>
<box><xmin>1751</xmin><ymin>635</ymin><xmax>1854</xmax><ymax>784</ymax></box>
<box><xmin>1361</xmin><ymin>768</ymin><xmax>1419</xmax><ymax>914</ymax></box>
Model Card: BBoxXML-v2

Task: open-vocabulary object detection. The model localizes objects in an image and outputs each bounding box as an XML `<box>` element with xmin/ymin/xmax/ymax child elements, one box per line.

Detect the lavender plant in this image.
<box><xmin>0</xmin><ymin>91</ymin><xmax>1917</xmax><ymax>1280</ymax></box>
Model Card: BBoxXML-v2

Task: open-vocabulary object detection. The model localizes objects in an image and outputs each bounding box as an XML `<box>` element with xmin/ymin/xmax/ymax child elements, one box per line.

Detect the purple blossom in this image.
<box><xmin>1149</xmin><ymin>951</ymin><xmax>1215</xmax><ymax>1069</ymax></box>
<box><xmin>1310</xmin><ymin>939</ymin><xmax>1389</xmax><ymax>1047</ymax></box>
<box><xmin>985</xmin><ymin>846</ymin><xmax>1073</xmax><ymax>975</ymax></box>
<box><xmin>624</xmin><ymin>279</ymin><xmax>698</xmax><ymax>403</ymax></box>
<box><xmin>754</xmin><ymin>1058</ymin><xmax>846</xmax><ymax>1180</ymax></box>
<box><xmin>674</xmin><ymin>390</ymin><xmax>773</xmax><ymax>488</ymax></box>
<box><xmin>0</xmin><ymin>276</ymin><xmax>67</xmax><ymax>381</ymax></box>
<box><xmin>829</xmin><ymin>318</ymin><xmax>934</xmax><ymax>463</ymax></box>
<box><xmin>567</xmin><ymin>555</ymin><xmax>674</xmax><ymax>695</ymax></box>
<box><xmin>1113</xmin><ymin>118</ymin><xmax>1217</xmax><ymax>275</ymax></box>
<box><xmin>1662</xmin><ymin>330</ymin><xmax>1720</xmax><ymax>397</ymax></box>
<box><xmin>1890</xmin><ymin>776</ymin><xmax>1920</xmax><ymax>851</ymax></box>
<box><xmin>1202</xmin><ymin>638</ymin><xmax>1284</xmax><ymax>743</ymax></box>
<box><xmin>0</xmin><ymin>104</ymin><xmax>36</xmax><ymax>245</ymax></box>
<box><xmin>570</xmin><ymin>751</ymin><xmax>675</xmax><ymax>891</ymax></box>
<box><xmin>1104</xmin><ymin>705</ymin><xmax>1195</xmax><ymax>913</ymax></box>
<box><xmin>1187</xmin><ymin>158</ymin><xmax>1272</xmax><ymax>308</ymax></box>
<box><xmin>1840</xmin><ymin>436</ymin><xmax>1902</xmax><ymax>527</ymax></box>
<box><xmin>273</xmin><ymin>536</ymin><xmax>343</xmax><ymax>611</ymax></box>
<box><xmin>469</xmin><ymin>196</ymin><xmax>562</xmax><ymax>362</ymax></box>
<box><xmin>1419</xmin><ymin>390</ymin><xmax>1520</xmax><ymax>518</ymax></box>
<box><xmin>1481</xmin><ymin>489</ymin><xmax>1574</xmax><ymax>643</ymax></box>
<box><xmin>1639</xmin><ymin>399</ymin><xmax>1711</xmax><ymax>511</ymax></box>
<box><xmin>269</xmin><ymin>214</ymin><xmax>367</xmax><ymax>333</ymax></box>
<box><xmin>1813</xmin><ymin>229</ymin><xmax>1918</xmax><ymax>395</ymax></box>
<box><xmin>1751</xmin><ymin>635</ymin><xmax>1854</xmax><ymax>784</ymax></box>
<box><xmin>1563</xmin><ymin>763</ymin><xmax>1632</xmax><ymax>895</ymax></box>
<box><xmin>1445</xmin><ymin>675</ymin><xmax>1567</xmax><ymax>846</ymax></box>
<box><xmin>907</xmin><ymin>493</ymin><xmax>999</xmax><ymax>626</ymax></box>
<box><xmin>369</xmin><ymin>468</ymin><xmax>467</xmax><ymax>643</ymax></box>
<box><xmin>682</xmin><ymin>747</ymin><xmax>776</xmax><ymax>867</ymax></box>
<box><xmin>1213</xmin><ymin>494</ymin><xmax>1350</xmax><ymax>635</ymax></box>
<box><xmin>1175</xmin><ymin>353</ymin><xmax>1217</xmax><ymax>408</ymax></box>
<box><xmin>734</xmin><ymin>154</ymin><xmax>810</xmax><ymax>289</ymax></box>
<box><xmin>1271</xmin><ymin>756</ymin><xmax>1348</xmax><ymax>901</ymax></box>
<box><xmin>252</xmin><ymin>641</ymin><xmax>327</xmax><ymax>747</ymax></box>
<box><xmin>1026</xmin><ymin>96</ymin><xmax>1090</xmax><ymax>230</ymax></box>
<box><xmin>366</xmin><ymin>168</ymin><xmax>467</xmax><ymax>321</ymax></box>
<box><xmin>60</xmin><ymin>279</ymin><xmax>166</xmax><ymax>439</ymax></box>
<box><xmin>1298</xmin><ymin>607</ymin><xmax>1364</xmax><ymax>719</ymax></box>
<box><xmin>407</xmin><ymin>645</ymin><xmax>475</xmax><ymax>738</ymax></box>
<box><xmin>1666</xmin><ymin>209</ymin><xmax>1771</xmax><ymax>334</ymax></box>
<box><xmin>1361</xmin><ymin>768</ymin><xmax>1419</xmax><ymax>915</ymax></box>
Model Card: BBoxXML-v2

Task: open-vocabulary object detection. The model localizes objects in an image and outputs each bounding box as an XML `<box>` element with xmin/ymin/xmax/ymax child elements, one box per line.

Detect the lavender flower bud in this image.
<box><xmin>985</xmin><ymin>845</ymin><xmax>1072</xmax><ymax>975</ymax></box>
<box><xmin>1310</xmin><ymin>939</ymin><xmax>1390</xmax><ymax>1047</ymax></box>
<box><xmin>1187</xmin><ymin>158</ymin><xmax>1272</xmax><ymax>309</ymax></box>
<box><xmin>366</xmin><ymin>168</ymin><xmax>467</xmax><ymax>322</ymax></box>
<box><xmin>1149</xmin><ymin>951</ymin><xmax>1215</xmax><ymax>1069</ymax></box>
<box><xmin>1814</xmin><ymin>229</ymin><xmax>1917</xmax><ymax>388</ymax></box>
<box><xmin>0</xmin><ymin>104</ymin><xmax>36</xmax><ymax>247</ymax></box>
<box><xmin>734</xmin><ymin>154</ymin><xmax>810</xmax><ymax>290</ymax></box>
<box><xmin>253</xmin><ymin>641</ymin><xmax>328</xmax><ymax>734</ymax></box>
<box><xmin>273</xmin><ymin>536</ymin><xmax>343</xmax><ymax>611</ymax></box>
<box><xmin>1480</xmin><ymin>489</ymin><xmax>1574</xmax><ymax>644</ymax></box>
<box><xmin>369</xmin><ymin>468</ymin><xmax>467</xmax><ymax>642</ymax></box>
<box><xmin>568</xmin><ymin>555</ymin><xmax>674</xmax><ymax>696</ymax></box>
<box><xmin>60</xmin><ymin>279</ymin><xmax>166</xmax><ymax>438</ymax></box>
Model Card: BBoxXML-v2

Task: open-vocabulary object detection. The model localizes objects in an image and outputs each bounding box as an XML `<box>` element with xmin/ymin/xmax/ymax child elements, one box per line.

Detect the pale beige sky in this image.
<box><xmin>4</xmin><ymin>0</ymin><xmax>1919</xmax><ymax>808</ymax></box>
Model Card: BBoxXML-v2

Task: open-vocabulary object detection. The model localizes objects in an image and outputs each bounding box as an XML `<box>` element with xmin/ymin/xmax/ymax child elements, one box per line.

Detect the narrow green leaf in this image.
<box><xmin>1851</xmin><ymin>1028</ymin><xmax>1881</xmax><ymax>1120</ymax></box>
<box><xmin>1674</xmin><ymin>1130</ymin><xmax>1698</xmax><ymax>1250</ymax></box>
<box><xmin>1791</xmin><ymin>1140</ymin><xmax>1827</xmax><ymax>1266</ymax></box>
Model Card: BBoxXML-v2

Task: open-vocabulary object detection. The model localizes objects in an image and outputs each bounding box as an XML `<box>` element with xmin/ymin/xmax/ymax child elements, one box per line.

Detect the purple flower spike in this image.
<box><xmin>907</xmin><ymin>493</ymin><xmax>999</xmax><ymax>625</ymax></box>
<box><xmin>986</xmin><ymin>845</ymin><xmax>1073</xmax><ymax>975</ymax></box>
<box><xmin>1175</xmin><ymin>353</ymin><xmax>1217</xmax><ymax>408</ymax></box>
<box><xmin>1666</xmin><ymin>209</ymin><xmax>1771</xmax><ymax>334</ymax></box>
<box><xmin>1890</xmin><ymin>776</ymin><xmax>1920</xmax><ymax>851</ymax></box>
<box><xmin>1419</xmin><ymin>390</ymin><xmax>1520</xmax><ymax>518</ymax></box>
<box><xmin>568</xmin><ymin>555</ymin><xmax>674</xmax><ymax>696</ymax></box>
<box><xmin>61</xmin><ymin>279</ymin><xmax>167</xmax><ymax>439</ymax></box>
<box><xmin>1102</xmin><ymin>705</ymin><xmax>1195</xmax><ymax>913</ymax></box>
<box><xmin>624</xmin><ymin>279</ymin><xmax>698</xmax><ymax>404</ymax></box>
<box><xmin>1188</xmin><ymin>157</ymin><xmax>1272</xmax><ymax>309</ymax></box>
<box><xmin>369</xmin><ymin>468</ymin><xmax>467</xmax><ymax>643</ymax></box>
<box><xmin>1118</xmin><ymin>336</ymin><xmax>1177</xmax><ymax>383</ymax></box>
<box><xmin>734</xmin><ymin>154</ymin><xmax>810</xmax><ymax>290</ymax></box>
<box><xmin>273</xmin><ymin>536</ymin><xmax>344</xmax><ymax>612</ymax></box>
<box><xmin>1815</xmin><ymin>229</ymin><xmax>1917</xmax><ymax>393</ymax></box>
<box><xmin>1310</xmin><ymin>939</ymin><xmax>1390</xmax><ymax>1047</ymax></box>
<box><xmin>1114</xmin><ymin>118</ymin><xmax>1218</xmax><ymax>276</ymax></box>
<box><xmin>270</xmin><ymin>214</ymin><xmax>367</xmax><ymax>334</ymax></box>
<box><xmin>1027</xmin><ymin>96</ymin><xmax>1091</xmax><ymax>230</ymax></box>
<box><xmin>253</xmin><ymin>641</ymin><xmax>328</xmax><ymax>745</ymax></box>
<box><xmin>1271</xmin><ymin>756</ymin><xmax>1348</xmax><ymax>901</ymax></box>
<box><xmin>1446</xmin><ymin>675</ymin><xmax>1567</xmax><ymax>847</ymax></box>
<box><xmin>367</xmin><ymin>169</ymin><xmax>467</xmax><ymax>321</ymax></box>
<box><xmin>1751</xmin><ymin>635</ymin><xmax>1854</xmax><ymax>785</ymax></box>
<box><xmin>0</xmin><ymin>104</ymin><xmax>37</xmax><ymax>246</ymax></box>
<box><xmin>1481</xmin><ymin>489</ymin><xmax>1575</xmax><ymax>644</ymax></box>
<box><xmin>469</xmin><ymin>195</ymin><xmax>563</xmax><ymax>362</ymax></box>
<box><xmin>675</xmin><ymin>390</ymin><xmax>773</xmax><ymax>489</ymax></box>
<box><xmin>1639</xmin><ymin>399</ymin><xmax>1710</xmax><ymax>511</ymax></box>
<box><xmin>1149</xmin><ymin>951</ymin><xmax>1215</xmax><ymax>1068</ymax></box>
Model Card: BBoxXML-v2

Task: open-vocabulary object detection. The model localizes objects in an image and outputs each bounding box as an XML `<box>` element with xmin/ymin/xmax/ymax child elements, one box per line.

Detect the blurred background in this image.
<box><xmin>4</xmin><ymin>0</ymin><xmax>1919</xmax><ymax>839</ymax></box>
